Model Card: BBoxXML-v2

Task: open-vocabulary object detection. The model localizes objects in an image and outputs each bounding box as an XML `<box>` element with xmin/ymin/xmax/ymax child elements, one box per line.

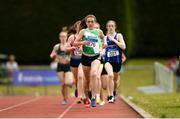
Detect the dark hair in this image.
<box><xmin>95</xmin><ymin>22</ymin><xmax>100</xmax><ymax>28</ymax></box>
<box><xmin>61</xmin><ymin>26</ymin><xmax>68</xmax><ymax>32</ymax></box>
<box><xmin>85</xmin><ymin>14</ymin><xmax>97</xmax><ymax>22</ymax></box>
<box><xmin>68</xmin><ymin>20</ymin><xmax>81</xmax><ymax>36</ymax></box>
<box><xmin>80</xmin><ymin>18</ymin><xmax>87</xmax><ymax>29</ymax></box>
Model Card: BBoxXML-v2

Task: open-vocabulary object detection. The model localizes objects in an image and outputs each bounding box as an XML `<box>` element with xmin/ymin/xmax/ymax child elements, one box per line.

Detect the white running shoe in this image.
<box><xmin>61</xmin><ymin>100</ymin><xmax>67</xmax><ymax>105</ymax></box>
<box><xmin>99</xmin><ymin>101</ymin><xmax>105</xmax><ymax>106</ymax></box>
<box><xmin>108</xmin><ymin>96</ymin><xmax>114</xmax><ymax>103</ymax></box>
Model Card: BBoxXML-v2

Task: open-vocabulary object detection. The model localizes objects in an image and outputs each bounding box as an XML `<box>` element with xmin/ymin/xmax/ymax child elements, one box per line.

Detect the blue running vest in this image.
<box><xmin>104</xmin><ymin>34</ymin><xmax>122</xmax><ymax>63</ymax></box>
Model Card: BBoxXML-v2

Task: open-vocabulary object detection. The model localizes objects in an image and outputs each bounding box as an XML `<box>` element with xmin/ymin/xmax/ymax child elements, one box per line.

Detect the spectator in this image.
<box><xmin>167</xmin><ymin>57</ymin><xmax>179</xmax><ymax>72</ymax></box>
<box><xmin>176</xmin><ymin>56</ymin><xmax>180</xmax><ymax>92</ymax></box>
<box><xmin>0</xmin><ymin>54</ymin><xmax>7</xmax><ymax>77</ymax></box>
<box><xmin>6</xmin><ymin>54</ymin><xmax>19</xmax><ymax>76</ymax></box>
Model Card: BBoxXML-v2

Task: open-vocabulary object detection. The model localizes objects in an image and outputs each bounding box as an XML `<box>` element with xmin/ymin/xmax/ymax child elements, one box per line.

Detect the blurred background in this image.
<box><xmin>0</xmin><ymin>0</ymin><xmax>179</xmax><ymax>64</ymax></box>
<box><xmin>0</xmin><ymin>0</ymin><xmax>180</xmax><ymax>118</ymax></box>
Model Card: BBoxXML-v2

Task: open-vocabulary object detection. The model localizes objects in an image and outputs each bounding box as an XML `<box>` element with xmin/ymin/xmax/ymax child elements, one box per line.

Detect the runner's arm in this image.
<box><xmin>50</xmin><ymin>44</ymin><xmax>59</xmax><ymax>58</ymax></box>
<box><xmin>73</xmin><ymin>30</ymin><xmax>88</xmax><ymax>46</ymax></box>
<box><xmin>65</xmin><ymin>35</ymin><xmax>76</xmax><ymax>52</ymax></box>
<box><xmin>99</xmin><ymin>30</ymin><xmax>107</xmax><ymax>48</ymax></box>
<box><xmin>122</xmin><ymin>52</ymin><xmax>127</xmax><ymax>63</ymax></box>
<box><xmin>108</xmin><ymin>33</ymin><xmax>126</xmax><ymax>50</ymax></box>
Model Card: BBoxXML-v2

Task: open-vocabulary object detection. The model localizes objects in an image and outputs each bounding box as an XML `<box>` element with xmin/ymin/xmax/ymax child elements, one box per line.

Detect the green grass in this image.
<box><xmin>125</xmin><ymin>58</ymin><xmax>168</xmax><ymax>65</ymax></box>
<box><xmin>120</xmin><ymin>58</ymin><xmax>180</xmax><ymax>118</ymax></box>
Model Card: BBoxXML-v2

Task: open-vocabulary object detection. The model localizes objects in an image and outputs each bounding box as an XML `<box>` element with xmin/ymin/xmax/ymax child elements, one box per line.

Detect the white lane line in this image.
<box><xmin>0</xmin><ymin>97</ymin><xmax>41</xmax><ymax>112</ymax></box>
<box><xmin>58</xmin><ymin>99</ymin><xmax>77</xmax><ymax>118</ymax></box>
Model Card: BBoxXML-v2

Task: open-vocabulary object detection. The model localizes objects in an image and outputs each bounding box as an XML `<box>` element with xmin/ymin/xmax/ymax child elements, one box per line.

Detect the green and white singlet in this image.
<box><xmin>82</xmin><ymin>28</ymin><xmax>102</xmax><ymax>56</ymax></box>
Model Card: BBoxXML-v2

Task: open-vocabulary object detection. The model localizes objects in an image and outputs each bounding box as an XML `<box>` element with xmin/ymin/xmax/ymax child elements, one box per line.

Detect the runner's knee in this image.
<box><xmin>108</xmin><ymin>74</ymin><xmax>114</xmax><ymax>80</ymax></box>
<box><xmin>97</xmin><ymin>76</ymin><xmax>101</xmax><ymax>80</ymax></box>
<box><xmin>102</xmin><ymin>85</ymin><xmax>107</xmax><ymax>90</ymax></box>
<box><xmin>78</xmin><ymin>74</ymin><xmax>83</xmax><ymax>81</ymax></box>
<box><xmin>91</xmin><ymin>71</ymin><xmax>97</xmax><ymax>79</ymax></box>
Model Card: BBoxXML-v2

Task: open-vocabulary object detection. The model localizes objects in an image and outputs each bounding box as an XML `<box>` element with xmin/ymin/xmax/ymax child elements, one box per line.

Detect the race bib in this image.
<box><xmin>85</xmin><ymin>39</ymin><xmax>99</xmax><ymax>54</ymax></box>
<box><xmin>107</xmin><ymin>50</ymin><xmax>119</xmax><ymax>57</ymax></box>
<box><xmin>74</xmin><ymin>48</ymin><xmax>82</xmax><ymax>56</ymax></box>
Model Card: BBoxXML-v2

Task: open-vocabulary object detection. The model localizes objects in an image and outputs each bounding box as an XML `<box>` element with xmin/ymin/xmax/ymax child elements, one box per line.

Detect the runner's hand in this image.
<box><xmin>83</xmin><ymin>41</ymin><xmax>90</xmax><ymax>45</ymax></box>
<box><xmin>50</xmin><ymin>52</ymin><xmax>57</xmax><ymax>59</ymax></box>
<box><xmin>108</xmin><ymin>35</ymin><xmax>115</xmax><ymax>42</ymax></box>
<box><xmin>102</xmin><ymin>42</ymin><xmax>107</xmax><ymax>48</ymax></box>
<box><xmin>71</xmin><ymin>46</ymin><xmax>77</xmax><ymax>50</ymax></box>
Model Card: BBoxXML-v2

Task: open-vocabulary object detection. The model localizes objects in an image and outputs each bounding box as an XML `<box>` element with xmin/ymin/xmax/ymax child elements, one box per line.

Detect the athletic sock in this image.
<box><xmin>96</xmin><ymin>94</ymin><xmax>100</xmax><ymax>98</ymax></box>
<box><xmin>88</xmin><ymin>91</ymin><xmax>92</xmax><ymax>99</ymax></box>
<box><xmin>113</xmin><ymin>91</ymin><xmax>116</xmax><ymax>97</ymax></box>
<box><xmin>75</xmin><ymin>89</ymin><xmax>78</xmax><ymax>97</ymax></box>
<box><xmin>107</xmin><ymin>96</ymin><xmax>110</xmax><ymax>101</ymax></box>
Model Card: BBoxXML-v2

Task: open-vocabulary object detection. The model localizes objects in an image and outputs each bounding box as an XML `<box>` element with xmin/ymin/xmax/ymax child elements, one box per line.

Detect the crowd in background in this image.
<box><xmin>0</xmin><ymin>54</ymin><xmax>19</xmax><ymax>78</ymax></box>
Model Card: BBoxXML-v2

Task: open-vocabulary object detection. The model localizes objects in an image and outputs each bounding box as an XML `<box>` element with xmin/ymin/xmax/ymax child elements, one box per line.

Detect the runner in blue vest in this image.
<box><xmin>104</xmin><ymin>20</ymin><xmax>126</xmax><ymax>103</ymax></box>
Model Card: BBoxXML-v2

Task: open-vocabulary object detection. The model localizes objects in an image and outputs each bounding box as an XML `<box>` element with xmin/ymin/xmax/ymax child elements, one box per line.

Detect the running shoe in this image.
<box><xmin>114</xmin><ymin>96</ymin><xmax>117</xmax><ymax>102</ymax></box>
<box><xmin>61</xmin><ymin>99</ymin><xmax>67</xmax><ymax>105</ymax></box>
<box><xmin>91</xmin><ymin>98</ymin><xmax>96</xmax><ymax>107</ymax></box>
<box><xmin>77</xmin><ymin>96</ymin><xmax>82</xmax><ymax>104</ymax></box>
<box><xmin>96</xmin><ymin>96</ymin><xmax>101</xmax><ymax>104</ymax></box>
<box><xmin>83</xmin><ymin>98</ymin><xmax>91</xmax><ymax>108</ymax></box>
<box><xmin>99</xmin><ymin>101</ymin><xmax>105</xmax><ymax>106</ymax></box>
<box><xmin>113</xmin><ymin>91</ymin><xmax>117</xmax><ymax>102</ymax></box>
<box><xmin>108</xmin><ymin>96</ymin><xmax>114</xmax><ymax>103</ymax></box>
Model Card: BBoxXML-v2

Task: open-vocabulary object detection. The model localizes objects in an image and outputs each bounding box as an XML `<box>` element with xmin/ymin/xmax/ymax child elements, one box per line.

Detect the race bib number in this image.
<box><xmin>85</xmin><ymin>39</ymin><xmax>99</xmax><ymax>54</ymax></box>
<box><xmin>86</xmin><ymin>42</ymin><xmax>96</xmax><ymax>47</ymax></box>
<box><xmin>74</xmin><ymin>48</ymin><xmax>82</xmax><ymax>56</ymax></box>
<box><xmin>107</xmin><ymin>50</ymin><xmax>119</xmax><ymax>57</ymax></box>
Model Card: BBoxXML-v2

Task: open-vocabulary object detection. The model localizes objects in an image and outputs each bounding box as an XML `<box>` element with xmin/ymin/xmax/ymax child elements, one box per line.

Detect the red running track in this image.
<box><xmin>0</xmin><ymin>96</ymin><xmax>142</xmax><ymax>118</ymax></box>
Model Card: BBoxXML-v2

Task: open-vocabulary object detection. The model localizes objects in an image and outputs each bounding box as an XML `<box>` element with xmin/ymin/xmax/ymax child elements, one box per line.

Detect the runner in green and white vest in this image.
<box><xmin>73</xmin><ymin>15</ymin><xmax>106</xmax><ymax>108</ymax></box>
